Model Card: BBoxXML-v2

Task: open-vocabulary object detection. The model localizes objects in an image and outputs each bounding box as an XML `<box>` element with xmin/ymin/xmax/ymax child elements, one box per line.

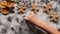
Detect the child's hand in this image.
<box><xmin>24</xmin><ymin>12</ymin><xmax>36</xmax><ymax>22</ymax></box>
<box><xmin>24</xmin><ymin>12</ymin><xmax>60</xmax><ymax>34</ymax></box>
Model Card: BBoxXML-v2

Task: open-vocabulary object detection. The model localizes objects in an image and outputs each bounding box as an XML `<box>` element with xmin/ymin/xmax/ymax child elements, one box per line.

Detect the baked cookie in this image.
<box><xmin>44</xmin><ymin>2</ymin><xmax>51</xmax><ymax>14</ymax></box>
<box><xmin>7</xmin><ymin>1</ymin><xmax>14</xmax><ymax>9</ymax></box>
<box><xmin>6</xmin><ymin>0</ymin><xmax>14</xmax><ymax>1</ymax></box>
<box><xmin>49</xmin><ymin>12</ymin><xmax>58</xmax><ymax>22</ymax></box>
<box><xmin>5</xmin><ymin>6</ymin><xmax>14</xmax><ymax>13</ymax></box>
<box><xmin>0</xmin><ymin>1</ymin><xmax>7</xmax><ymax>8</ymax></box>
<box><xmin>2</xmin><ymin>8</ymin><xmax>9</xmax><ymax>15</ymax></box>
<box><xmin>31</xmin><ymin>3</ymin><xmax>39</xmax><ymax>13</ymax></box>
<box><xmin>18</xmin><ymin>3</ymin><xmax>25</xmax><ymax>14</ymax></box>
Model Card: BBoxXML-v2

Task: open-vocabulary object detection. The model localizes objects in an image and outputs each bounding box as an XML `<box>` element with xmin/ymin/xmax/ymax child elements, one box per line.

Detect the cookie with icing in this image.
<box><xmin>49</xmin><ymin>12</ymin><xmax>58</xmax><ymax>22</ymax></box>
<box><xmin>44</xmin><ymin>2</ymin><xmax>51</xmax><ymax>14</ymax></box>
<box><xmin>18</xmin><ymin>3</ymin><xmax>25</xmax><ymax>14</ymax></box>
<box><xmin>31</xmin><ymin>3</ymin><xmax>39</xmax><ymax>13</ymax></box>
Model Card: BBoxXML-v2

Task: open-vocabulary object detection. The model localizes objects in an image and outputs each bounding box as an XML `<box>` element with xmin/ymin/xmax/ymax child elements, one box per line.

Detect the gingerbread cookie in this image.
<box><xmin>6</xmin><ymin>0</ymin><xmax>13</xmax><ymax>1</ymax></box>
<box><xmin>2</xmin><ymin>8</ymin><xmax>9</xmax><ymax>15</ymax></box>
<box><xmin>7</xmin><ymin>1</ymin><xmax>14</xmax><ymax>9</ymax></box>
<box><xmin>49</xmin><ymin>12</ymin><xmax>58</xmax><ymax>22</ymax></box>
<box><xmin>31</xmin><ymin>3</ymin><xmax>39</xmax><ymax>13</ymax></box>
<box><xmin>44</xmin><ymin>2</ymin><xmax>51</xmax><ymax>14</ymax></box>
<box><xmin>0</xmin><ymin>1</ymin><xmax>14</xmax><ymax>9</ymax></box>
<box><xmin>0</xmin><ymin>1</ymin><xmax>7</xmax><ymax>8</ymax></box>
<box><xmin>18</xmin><ymin>3</ymin><xmax>25</xmax><ymax>14</ymax></box>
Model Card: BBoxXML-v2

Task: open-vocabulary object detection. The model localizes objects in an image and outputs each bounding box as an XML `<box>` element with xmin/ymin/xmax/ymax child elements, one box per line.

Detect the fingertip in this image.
<box><xmin>23</xmin><ymin>16</ymin><xmax>28</xmax><ymax>20</ymax></box>
<box><xmin>30</xmin><ymin>12</ymin><xmax>34</xmax><ymax>15</ymax></box>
